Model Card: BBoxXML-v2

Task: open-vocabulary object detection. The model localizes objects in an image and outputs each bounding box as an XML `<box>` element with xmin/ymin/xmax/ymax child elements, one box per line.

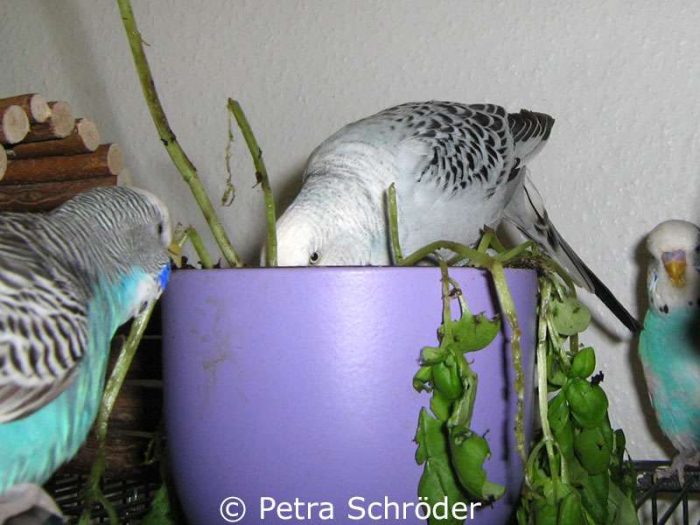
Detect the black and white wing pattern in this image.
<box><xmin>373</xmin><ymin>101</ymin><xmax>554</xmax><ymax>197</ymax></box>
<box><xmin>0</xmin><ymin>220</ymin><xmax>87</xmax><ymax>423</ymax></box>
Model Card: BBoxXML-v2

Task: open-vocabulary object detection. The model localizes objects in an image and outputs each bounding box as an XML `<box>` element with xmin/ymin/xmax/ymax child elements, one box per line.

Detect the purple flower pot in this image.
<box><xmin>162</xmin><ymin>267</ymin><xmax>538</xmax><ymax>524</ymax></box>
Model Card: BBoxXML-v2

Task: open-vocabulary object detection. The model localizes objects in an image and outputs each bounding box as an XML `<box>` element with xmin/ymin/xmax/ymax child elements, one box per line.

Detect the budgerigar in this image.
<box><xmin>274</xmin><ymin>101</ymin><xmax>639</xmax><ymax>332</ymax></box>
<box><xmin>639</xmin><ymin>219</ymin><xmax>700</xmax><ymax>483</ymax></box>
<box><xmin>0</xmin><ymin>187</ymin><xmax>172</xmax><ymax>523</ymax></box>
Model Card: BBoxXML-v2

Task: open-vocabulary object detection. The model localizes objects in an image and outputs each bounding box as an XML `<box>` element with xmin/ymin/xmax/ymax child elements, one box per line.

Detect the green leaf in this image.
<box><xmin>415</xmin><ymin>408</ymin><xmax>448</xmax><ymax>464</ymax></box>
<box><xmin>447</xmin><ymin>375</ymin><xmax>477</xmax><ymax>431</ymax></box>
<box><xmin>533</xmin><ymin>500</ymin><xmax>559</xmax><ymax>525</ymax></box>
<box><xmin>607</xmin><ymin>479</ymin><xmax>641</xmax><ymax>525</ymax></box>
<box><xmin>552</xmin><ymin>297</ymin><xmax>591</xmax><ymax>336</ymax></box>
<box><xmin>418</xmin><ymin>461</ymin><xmax>465</xmax><ymax>525</ymax></box>
<box><xmin>449</xmin><ymin>431</ymin><xmax>506</xmax><ymax>501</ymax></box>
<box><xmin>553</xmin><ymin>421</ymin><xmax>576</xmax><ymax>462</ymax></box>
<box><xmin>547</xmin><ymin>391</ymin><xmax>570</xmax><ymax>434</ymax></box>
<box><xmin>142</xmin><ymin>484</ymin><xmax>175</xmax><ymax>525</ymax></box>
<box><xmin>447</xmin><ymin>312</ymin><xmax>501</xmax><ymax>353</ymax></box>
<box><xmin>565</xmin><ymin>379</ymin><xmax>609</xmax><ymax>429</ymax></box>
<box><xmin>431</xmin><ymin>391</ymin><xmax>452</xmax><ymax>422</ymax></box>
<box><xmin>570</xmin><ymin>347</ymin><xmax>596</xmax><ymax>379</ymax></box>
<box><xmin>421</xmin><ymin>346</ymin><xmax>447</xmax><ymax>365</ymax></box>
<box><xmin>580</xmin><ymin>472</ymin><xmax>609</xmax><ymax>525</ymax></box>
<box><xmin>574</xmin><ymin>425</ymin><xmax>613</xmax><ymax>475</ymax></box>
<box><xmin>558</xmin><ymin>491</ymin><xmax>586</xmax><ymax>525</ymax></box>
<box><xmin>415</xmin><ymin>410</ymin><xmax>467</xmax><ymax>525</ymax></box>
<box><xmin>432</xmin><ymin>361</ymin><xmax>463</xmax><ymax>401</ymax></box>
<box><xmin>413</xmin><ymin>365</ymin><xmax>433</xmax><ymax>392</ymax></box>
<box><xmin>547</xmin><ymin>351</ymin><xmax>569</xmax><ymax>386</ymax></box>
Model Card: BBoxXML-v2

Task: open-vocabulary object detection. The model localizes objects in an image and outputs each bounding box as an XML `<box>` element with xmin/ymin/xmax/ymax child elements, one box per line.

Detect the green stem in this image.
<box><xmin>80</xmin><ymin>301</ymin><xmax>156</xmax><ymax>525</ymax></box>
<box><xmin>227</xmin><ymin>98</ymin><xmax>278</xmax><ymax>266</ymax></box>
<box><xmin>117</xmin><ymin>0</ymin><xmax>242</xmax><ymax>267</ymax></box>
<box><xmin>439</xmin><ymin>260</ymin><xmax>452</xmax><ymax>332</ymax></box>
<box><xmin>185</xmin><ymin>226</ymin><xmax>215</xmax><ymax>269</ymax></box>
<box><xmin>386</xmin><ymin>183</ymin><xmax>403</xmax><ymax>263</ymax></box>
<box><xmin>546</xmin><ymin>316</ymin><xmax>571</xmax><ymax>368</ymax></box>
<box><xmin>490</xmin><ymin>261</ymin><xmax>526</xmax><ymax>462</ymax></box>
<box><xmin>536</xmin><ymin>279</ymin><xmax>559</xmax><ymax>482</ymax></box>
<box><xmin>400</xmin><ymin>240</ymin><xmax>493</xmax><ymax>267</ymax></box>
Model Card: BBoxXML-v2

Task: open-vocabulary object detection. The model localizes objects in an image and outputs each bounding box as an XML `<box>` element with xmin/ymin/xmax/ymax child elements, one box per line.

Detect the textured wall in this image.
<box><xmin>1</xmin><ymin>0</ymin><xmax>698</xmax><ymax>463</ymax></box>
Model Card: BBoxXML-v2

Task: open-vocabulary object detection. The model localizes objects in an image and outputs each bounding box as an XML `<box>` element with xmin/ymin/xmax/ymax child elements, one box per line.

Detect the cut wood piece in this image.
<box><xmin>23</xmin><ymin>101</ymin><xmax>75</xmax><ymax>142</ymax></box>
<box><xmin>2</xmin><ymin>144</ymin><xmax>124</xmax><ymax>184</ymax></box>
<box><xmin>7</xmin><ymin>118</ymin><xmax>100</xmax><ymax>159</ymax></box>
<box><xmin>0</xmin><ymin>175</ymin><xmax>117</xmax><ymax>211</ymax></box>
<box><xmin>0</xmin><ymin>94</ymin><xmax>50</xmax><ymax>123</ymax></box>
<box><xmin>0</xmin><ymin>105</ymin><xmax>30</xmax><ymax>145</ymax></box>
<box><xmin>0</xmin><ymin>146</ymin><xmax>6</xmax><ymax>180</ymax></box>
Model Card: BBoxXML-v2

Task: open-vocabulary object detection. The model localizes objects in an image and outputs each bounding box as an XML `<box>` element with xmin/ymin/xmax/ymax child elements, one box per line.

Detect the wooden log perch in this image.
<box><xmin>0</xmin><ymin>105</ymin><xmax>30</xmax><ymax>145</ymax></box>
<box><xmin>23</xmin><ymin>101</ymin><xmax>75</xmax><ymax>142</ymax></box>
<box><xmin>0</xmin><ymin>94</ymin><xmax>50</xmax><ymax>123</ymax></box>
<box><xmin>2</xmin><ymin>144</ymin><xmax>123</xmax><ymax>185</ymax></box>
<box><xmin>0</xmin><ymin>175</ymin><xmax>117</xmax><ymax>212</ymax></box>
<box><xmin>8</xmin><ymin>118</ymin><xmax>100</xmax><ymax>159</ymax></box>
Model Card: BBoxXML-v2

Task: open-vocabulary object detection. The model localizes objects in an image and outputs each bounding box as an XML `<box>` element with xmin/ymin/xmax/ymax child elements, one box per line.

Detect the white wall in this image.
<box><xmin>1</xmin><ymin>0</ymin><xmax>698</xmax><ymax>465</ymax></box>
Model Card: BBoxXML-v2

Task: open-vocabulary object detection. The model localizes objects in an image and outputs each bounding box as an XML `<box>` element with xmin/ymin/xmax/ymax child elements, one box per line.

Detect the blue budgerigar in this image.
<box><xmin>0</xmin><ymin>187</ymin><xmax>172</xmax><ymax>523</ymax></box>
<box><xmin>639</xmin><ymin>220</ymin><xmax>700</xmax><ymax>483</ymax></box>
<box><xmin>274</xmin><ymin>101</ymin><xmax>639</xmax><ymax>332</ymax></box>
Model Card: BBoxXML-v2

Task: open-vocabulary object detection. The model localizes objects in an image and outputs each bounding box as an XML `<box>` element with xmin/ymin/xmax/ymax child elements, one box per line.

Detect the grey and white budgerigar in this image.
<box><xmin>0</xmin><ymin>186</ymin><xmax>172</xmax><ymax>523</ymax></box>
<box><xmin>639</xmin><ymin>220</ymin><xmax>700</xmax><ymax>482</ymax></box>
<box><xmin>274</xmin><ymin>101</ymin><xmax>640</xmax><ymax>333</ymax></box>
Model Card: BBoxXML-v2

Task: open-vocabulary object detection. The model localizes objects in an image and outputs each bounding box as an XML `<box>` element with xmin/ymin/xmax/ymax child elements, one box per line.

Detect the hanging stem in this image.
<box><xmin>489</xmin><ymin>261</ymin><xmax>526</xmax><ymax>462</ymax></box>
<box><xmin>116</xmin><ymin>0</ymin><xmax>242</xmax><ymax>267</ymax></box>
<box><xmin>536</xmin><ymin>279</ymin><xmax>558</xmax><ymax>480</ymax></box>
<box><xmin>227</xmin><ymin>99</ymin><xmax>278</xmax><ymax>266</ymax></box>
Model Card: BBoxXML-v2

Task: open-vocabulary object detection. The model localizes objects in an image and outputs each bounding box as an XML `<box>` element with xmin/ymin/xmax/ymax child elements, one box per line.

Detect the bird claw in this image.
<box><xmin>654</xmin><ymin>452</ymin><xmax>700</xmax><ymax>485</ymax></box>
<box><xmin>0</xmin><ymin>483</ymin><xmax>63</xmax><ymax>525</ymax></box>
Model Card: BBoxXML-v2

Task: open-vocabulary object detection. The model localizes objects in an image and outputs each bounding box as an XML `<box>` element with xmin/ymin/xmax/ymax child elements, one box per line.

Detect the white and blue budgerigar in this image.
<box><xmin>639</xmin><ymin>220</ymin><xmax>700</xmax><ymax>483</ymax></box>
<box><xmin>274</xmin><ymin>101</ymin><xmax>639</xmax><ymax>332</ymax></box>
<box><xmin>0</xmin><ymin>187</ymin><xmax>173</xmax><ymax>523</ymax></box>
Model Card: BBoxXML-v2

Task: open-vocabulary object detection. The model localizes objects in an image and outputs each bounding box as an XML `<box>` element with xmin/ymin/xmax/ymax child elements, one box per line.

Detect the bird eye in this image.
<box><xmin>309</xmin><ymin>252</ymin><xmax>320</xmax><ymax>265</ymax></box>
<box><xmin>157</xmin><ymin>222</ymin><xmax>164</xmax><ymax>236</ymax></box>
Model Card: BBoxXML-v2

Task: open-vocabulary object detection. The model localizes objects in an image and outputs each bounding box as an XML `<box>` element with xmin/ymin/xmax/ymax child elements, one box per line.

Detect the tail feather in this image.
<box><xmin>508</xmin><ymin>109</ymin><xmax>555</xmax><ymax>163</ymax></box>
<box><xmin>505</xmin><ymin>173</ymin><xmax>641</xmax><ymax>333</ymax></box>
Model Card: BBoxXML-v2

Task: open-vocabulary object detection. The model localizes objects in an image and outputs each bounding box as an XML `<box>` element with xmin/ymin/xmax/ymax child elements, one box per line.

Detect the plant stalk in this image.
<box><xmin>536</xmin><ymin>279</ymin><xmax>559</xmax><ymax>480</ymax></box>
<box><xmin>80</xmin><ymin>301</ymin><xmax>157</xmax><ymax>525</ymax></box>
<box><xmin>227</xmin><ymin>98</ymin><xmax>277</xmax><ymax>266</ymax></box>
<box><xmin>489</xmin><ymin>261</ymin><xmax>526</xmax><ymax>462</ymax></box>
<box><xmin>386</xmin><ymin>183</ymin><xmax>403</xmax><ymax>263</ymax></box>
<box><xmin>117</xmin><ymin>0</ymin><xmax>242</xmax><ymax>267</ymax></box>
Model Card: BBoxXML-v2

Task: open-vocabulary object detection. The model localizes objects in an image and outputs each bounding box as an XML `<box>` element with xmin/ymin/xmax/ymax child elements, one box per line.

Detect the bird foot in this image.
<box><xmin>0</xmin><ymin>484</ymin><xmax>63</xmax><ymax>525</ymax></box>
<box><xmin>654</xmin><ymin>452</ymin><xmax>700</xmax><ymax>485</ymax></box>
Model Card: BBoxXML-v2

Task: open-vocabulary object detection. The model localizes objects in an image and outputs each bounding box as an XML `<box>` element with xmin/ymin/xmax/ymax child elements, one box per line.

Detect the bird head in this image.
<box><xmin>53</xmin><ymin>186</ymin><xmax>174</xmax><ymax>318</ymax></box>
<box><xmin>273</xmin><ymin>203</ymin><xmax>377</xmax><ymax>266</ymax></box>
<box><xmin>646</xmin><ymin>219</ymin><xmax>700</xmax><ymax>313</ymax></box>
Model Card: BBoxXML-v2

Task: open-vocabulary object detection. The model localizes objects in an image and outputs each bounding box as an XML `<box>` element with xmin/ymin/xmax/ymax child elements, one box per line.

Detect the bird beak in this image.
<box><xmin>661</xmin><ymin>250</ymin><xmax>687</xmax><ymax>288</ymax></box>
<box><xmin>168</xmin><ymin>241</ymin><xmax>183</xmax><ymax>267</ymax></box>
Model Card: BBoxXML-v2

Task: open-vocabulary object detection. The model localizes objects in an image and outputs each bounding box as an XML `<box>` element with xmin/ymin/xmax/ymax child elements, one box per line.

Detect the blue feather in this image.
<box><xmin>0</xmin><ymin>268</ymin><xmax>153</xmax><ymax>493</ymax></box>
<box><xmin>639</xmin><ymin>307</ymin><xmax>700</xmax><ymax>453</ymax></box>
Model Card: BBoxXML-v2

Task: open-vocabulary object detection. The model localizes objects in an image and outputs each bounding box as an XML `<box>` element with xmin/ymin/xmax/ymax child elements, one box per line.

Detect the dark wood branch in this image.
<box><xmin>2</xmin><ymin>144</ymin><xmax>123</xmax><ymax>184</ymax></box>
<box><xmin>0</xmin><ymin>175</ymin><xmax>117</xmax><ymax>211</ymax></box>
